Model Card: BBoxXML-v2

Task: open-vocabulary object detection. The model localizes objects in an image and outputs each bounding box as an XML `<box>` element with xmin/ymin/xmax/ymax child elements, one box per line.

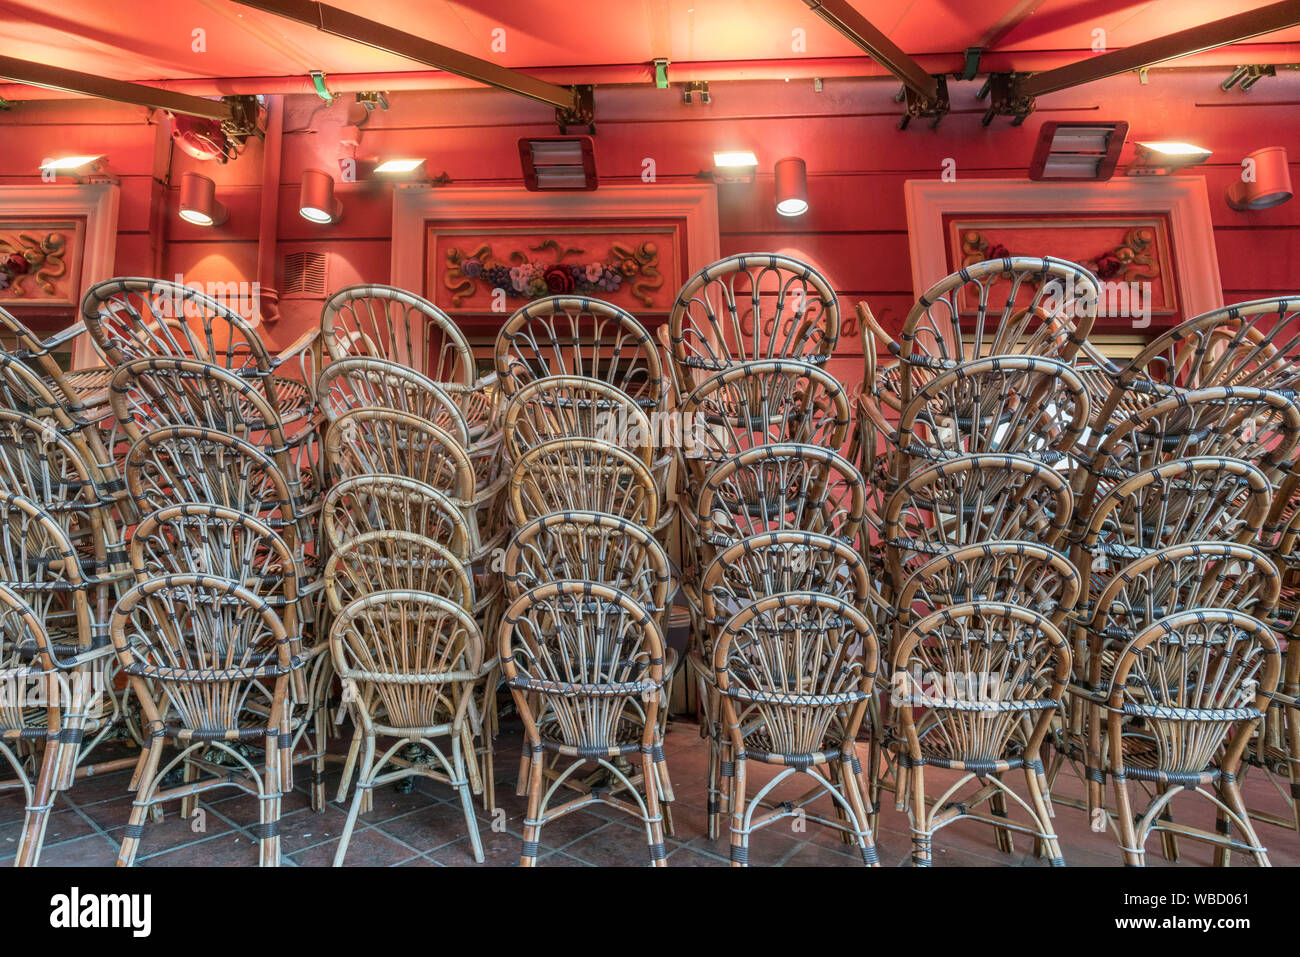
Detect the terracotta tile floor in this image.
<box><xmin>5</xmin><ymin>718</ymin><xmax>1297</xmax><ymax>867</ymax></box>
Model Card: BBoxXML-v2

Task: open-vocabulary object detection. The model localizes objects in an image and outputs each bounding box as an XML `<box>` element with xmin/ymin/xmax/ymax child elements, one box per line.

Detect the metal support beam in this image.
<box><xmin>230</xmin><ymin>0</ymin><xmax>580</xmax><ymax>112</ymax></box>
<box><xmin>801</xmin><ymin>0</ymin><xmax>939</xmax><ymax>101</ymax></box>
<box><xmin>1019</xmin><ymin>0</ymin><xmax>1300</xmax><ymax>98</ymax></box>
<box><xmin>0</xmin><ymin>54</ymin><xmax>233</xmax><ymax>120</ymax></box>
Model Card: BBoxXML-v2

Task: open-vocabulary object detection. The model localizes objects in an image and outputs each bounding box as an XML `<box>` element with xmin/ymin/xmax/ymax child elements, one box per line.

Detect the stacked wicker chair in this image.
<box><xmin>495</xmin><ymin>294</ymin><xmax>677</xmax><ymax>866</ymax></box>
<box><xmin>77</xmin><ymin>278</ymin><xmax>324</xmax><ymax>866</ymax></box>
<box><xmin>859</xmin><ymin>257</ymin><xmax>1097</xmax><ymax>866</ymax></box>
<box><xmin>316</xmin><ymin>286</ymin><xmax>501</xmax><ymax>865</ymax></box>
<box><xmin>1050</xmin><ymin>297</ymin><xmax>1300</xmax><ymax>866</ymax></box>
<box><xmin>0</xmin><ymin>306</ymin><xmax>144</xmax><ymax>866</ymax></box>
<box><xmin>669</xmin><ymin>254</ymin><xmax>880</xmax><ymax>866</ymax></box>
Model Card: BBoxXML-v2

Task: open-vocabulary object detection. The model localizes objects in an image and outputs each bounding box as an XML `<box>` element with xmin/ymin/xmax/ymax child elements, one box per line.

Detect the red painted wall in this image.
<box><xmin>1</xmin><ymin>68</ymin><xmax>1297</xmax><ymax>373</ymax></box>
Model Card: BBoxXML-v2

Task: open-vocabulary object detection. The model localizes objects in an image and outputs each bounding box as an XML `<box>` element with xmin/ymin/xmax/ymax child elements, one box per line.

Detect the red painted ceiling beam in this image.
<box><xmin>801</xmin><ymin>0</ymin><xmax>939</xmax><ymax>101</ymax></box>
<box><xmin>0</xmin><ymin>53</ymin><xmax>232</xmax><ymax>119</ymax></box>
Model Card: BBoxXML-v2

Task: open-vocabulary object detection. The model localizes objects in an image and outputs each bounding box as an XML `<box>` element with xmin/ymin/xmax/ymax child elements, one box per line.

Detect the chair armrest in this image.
<box><xmin>27</xmin><ymin>321</ymin><xmax>88</xmax><ymax>356</ymax></box>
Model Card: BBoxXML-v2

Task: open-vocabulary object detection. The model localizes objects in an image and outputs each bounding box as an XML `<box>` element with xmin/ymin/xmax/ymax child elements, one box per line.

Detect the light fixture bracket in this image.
<box><xmin>220</xmin><ymin>94</ymin><xmax>264</xmax><ymax>148</ymax></box>
<box><xmin>898</xmin><ymin>74</ymin><xmax>949</xmax><ymax>130</ymax></box>
<box><xmin>556</xmin><ymin>85</ymin><xmax>595</xmax><ymax>135</ymax></box>
<box><xmin>977</xmin><ymin>72</ymin><xmax>1035</xmax><ymax>127</ymax></box>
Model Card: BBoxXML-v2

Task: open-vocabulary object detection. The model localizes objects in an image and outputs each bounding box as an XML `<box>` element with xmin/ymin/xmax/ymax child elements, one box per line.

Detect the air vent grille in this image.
<box><xmin>282</xmin><ymin>251</ymin><xmax>328</xmax><ymax>297</ymax></box>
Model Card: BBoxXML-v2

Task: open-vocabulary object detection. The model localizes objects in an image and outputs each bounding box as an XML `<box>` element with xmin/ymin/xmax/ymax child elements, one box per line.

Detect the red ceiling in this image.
<box><xmin>0</xmin><ymin>0</ymin><xmax>1297</xmax><ymax>87</ymax></box>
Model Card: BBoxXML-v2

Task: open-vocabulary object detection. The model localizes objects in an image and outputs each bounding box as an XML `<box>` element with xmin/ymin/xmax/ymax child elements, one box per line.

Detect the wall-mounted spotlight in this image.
<box><xmin>299</xmin><ymin>169</ymin><xmax>343</xmax><ymax>224</ymax></box>
<box><xmin>178</xmin><ymin>172</ymin><xmax>228</xmax><ymax>227</ymax></box>
<box><xmin>38</xmin><ymin>155</ymin><xmax>110</xmax><ymax>181</ymax></box>
<box><xmin>1127</xmin><ymin>141</ymin><xmax>1212</xmax><ymax>176</ymax></box>
<box><xmin>373</xmin><ymin>158</ymin><xmax>426</xmax><ymax>175</ymax></box>
<box><xmin>1227</xmin><ymin>146</ymin><xmax>1293</xmax><ymax>211</ymax></box>
<box><xmin>774</xmin><ymin>156</ymin><xmax>809</xmax><ymax>217</ymax></box>
<box><xmin>712</xmin><ymin>151</ymin><xmax>758</xmax><ymax>184</ymax></box>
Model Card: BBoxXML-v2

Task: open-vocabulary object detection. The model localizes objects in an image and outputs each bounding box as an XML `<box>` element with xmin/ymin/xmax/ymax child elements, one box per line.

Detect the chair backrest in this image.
<box><xmin>893</xmin><ymin>541</ymin><xmax>1082</xmax><ymax>633</ymax></box>
<box><xmin>668</xmin><ymin>253</ymin><xmax>840</xmax><ymax>397</ymax></box>
<box><xmin>701</xmin><ymin>531</ymin><xmax>872</xmax><ymax>637</ymax></box>
<box><xmin>1107</xmin><ymin>609</ymin><xmax>1280</xmax><ymax>774</ymax></box>
<box><xmin>501</xmin><ymin>375</ymin><xmax>653</xmax><ymax>467</ymax></box>
<box><xmin>0</xmin><ymin>408</ymin><xmax>120</xmax><ymax>568</ymax></box>
<box><xmin>1108</xmin><ymin>296</ymin><xmax>1300</xmax><ymax>401</ymax></box>
<box><xmin>330</xmin><ymin>589</ymin><xmax>483</xmax><ymax>731</ymax></box>
<box><xmin>893</xmin><ymin>257</ymin><xmax>1098</xmax><ymax>409</ymax></box>
<box><xmin>0</xmin><ymin>304</ymin><xmax>100</xmax><ymax>415</ymax></box>
<box><xmin>108</xmin><ymin>356</ymin><xmax>290</xmax><ymax>453</ymax></box>
<box><xmin>110</xmin><ymin>574</ymin><xmax>296</xmax><ymax>734</ymax></box>
<box><xmin>0</xmin><ymin>353</ymin><xmax>114</xmax><ymax>481</ymax></box>
<box><xmin>320</xmin><ymin>474</ymin><xmax>471</xmax><ymax>557</ymax></box>
<box><xmin>695</xmin><ymin>443</ymin><xmax>866</xmax><ymax>550</ymax></box>
<box><xmin>0</xmin><ymin>492</ymin><xmax>91</xmax><ymax>665</ymax></box>
<box><xmin>123</xmin><ymin>425</ymin><xmax>298</xmax><ymax>543</ymax></box>
<box><xmin>325</xmin><ymin>408</ymin><xmax>475</xmax><ymax>503</ymax></box>
<box><xmin>679</xmin><ymin>358</ymin><xmax>852</xmax><ymax>485</ymax></box>
<box><xmin>507</xmin><ymin>437</ymin><xmax>659</xmax><ymax>527</ymax></box>
<box><xmin>129</xmin><ymin>504</ymin><xmax>299</xmax><ymax>628</ymax></box>
<box><xmin>1080</xmin><ymin>386</ymin><xmax>1300</xmax><ymax>498</ymax></box>
<box><xmin>1086</xmin><ymin>542</ymin><xmax>1279</xmax><ymax>652</ymax></box>
<box><xmin>1073</xmin><ymin>457</ymin><xmax>1273</xmax><ymax>558</ymax></box>
<box><xmin>319</xmin><ymin>283</ymin><xmax>476</xmax><ymax>386</ymax></box>
<box><xmin>498</xmin><ymin>580</ymin><xmax>664</xmax><ymax>750</ymax></box>
<box><xmin>324</xmin><ymin>531</ymin><xmax>474</xmax><ymax>615</ymax></box>
<box><xmin>0</xmin><ymin>581</ymin><xmax>57</xmax><ymax>717</ymax></box>
<box><xmin>892</xmin><ymin>355</ymin><xmax>1089</xmax><ymax>475</ymax></box>
<box><xmin>882</xmin><ymin>453</ymin><xmax>1074</xmax><ymax>587</ymax></box>
<box><xmin>495</xmin><ymin>295</ymin><xmax>663</xmax><ymax>412</ymax></box>
<box><xmin>315</xmin><ymin>355</ymin><xmax>469</xmax><ymax>444</ymax></box>
<box><xmin>503</xmin><ymin>510</ymin><xmax>670</xmax><ymax>614</ymax></box>
<box><xmin>712</xmin><ymin>591</ymin><xmax>876</xmax><ymax>754</ymax></box>
<box><xmin>891</xmin><ymin>602</ymin><xmax>1071</xmax><ymax>761</ymax></box>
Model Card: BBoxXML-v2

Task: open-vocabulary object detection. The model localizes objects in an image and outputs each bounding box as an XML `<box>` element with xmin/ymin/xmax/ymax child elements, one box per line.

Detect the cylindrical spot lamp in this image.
<box><xmin>178</xmin><ymin>172</ymin><xmax>227</xmax><ymax>226</ymax></box>
<box><xmin>774</xmin><ymin>156</ymin><xmax>809</xmax><ymax>217</ymax></box>
<box><xmin>299</xmin><ymin>168</ymin><xmax>343</xmax><ymax>224</ymax></box>
<box><xmin>1227</xmin><ymin>147</ymin><xmax>1293</xmax><ymax>211</ymax></box>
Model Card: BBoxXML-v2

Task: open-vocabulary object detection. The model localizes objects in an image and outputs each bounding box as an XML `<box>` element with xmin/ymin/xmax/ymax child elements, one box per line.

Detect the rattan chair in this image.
<box><xmin>1103</xmin><ymin>609</ymin><xmax>1279</xmax><ymax>866</ymax></box>
<box><xmin>82</xmin><ymin>277</ymin><xmax>314</xmax><ymax>426</ymax></box>
<box><xmin>678</xmin><ymin>358</ymin><xmax>852</xmax><ymax>493</ymax></box>
<box><xmin>1079</xmin><ymin>387</ymin><xmax>1300</xmax><ymax>502</ymax></box>
<box><xmin>886</xmin><ymin>257</ymin><xmax>1098</xmax><ymax>412</ymax></box>
<box><xmin>330</xmin><ymin>589</ymin><xmax>491</xmax><ymax>865</ymax></box>
<box><xmin>495</xmin><ymin>296</ymin><xmax>664</xmax><ymax>412</ymax></box>
<box><xmin>890</xmin><ymin>355</ymin><xmax>1089</xmax><ymax>480</ymax></box>
<box><xmin>315</xmin><ymin>355</ymin><xmax>469</xmax><ymax>445</ymax></box>
<box><xmin>123</xmin><ymin>425</ymin><xmax>300</xmax><ymax>549</ymax></box>
<box><xmin>507</xmin><ymin>437</ymin><xmax>659</xmax><ymax>527</ymax></box>
<box><xmin>712</xmin><ymin>591</ymin><xmax>878</xmax><ymax>866</ymax></box>
<box><xmin>109</xmin><ymin>575</ymin><xmax>302</xmax><ymax>866</ymax></box>
<box><xmin>881</xmin><ymin>453</ymin><xmax>1074</xmax><ymax>590</ymax></box>
<box><xmin>320</xmin><ymin>474</ymin><xmax>471</xmax><ymax>558</ymax></box>
<box><xmin>127</xmin><ymin>502</ymin><xmax>330</xmax><ymax>811</ymax></box>
<box><xmin>501</xmin><ymin>375</ymin><xmax>654</xmax><ymax>467</ymax></box>
<box><xmin>499</xmin><ymin>580</ymin><xmax>671</xmax><ymax>866</ymax></box>
<box><xmin>888</xmin><ymin>602</ymin><xmax>1070</xmax><ymax>866</ymax></box>
<box><xmin>0</xmin><ymin>581</ymin><xmax>72</xmax><ymax>867</ymax></box>
<box><xmin>693</xmin><ymin>443</ymin><xmax>867</xmax><ymax>557</ymax></box>
<box><xmin>0</xmin><ymin>304</ymin><xmax>112</xmax><ymax>423</ymax></box>
<box><xmin>0</xmin><ymin>493</ymin><xmax>126</xmax><ymax>791</ymax></box>
<box><xmin>325</xmin><ymin>531</ymin><xmax>474</xmax><ymax>615</ymax></box>
<box><xmin>320</xmin><ymin>283</ymin><xmax>476</xmax><ymax>388</ymax></box>
<box><xmin>324</xmin><ymin>408</ymin><xmax>476</xmax><ymax>500</ymax></box>
<box><xmin>667</xmin><ymin>253</ymin><xmax>840</xmax><ymax>398</ymax></box>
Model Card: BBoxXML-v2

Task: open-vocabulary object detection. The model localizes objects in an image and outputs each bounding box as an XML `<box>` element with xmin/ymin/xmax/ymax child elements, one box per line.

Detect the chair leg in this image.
<box><xmin>259</xmin><ymin>749</ymin><xmax>282</xmax><ymax>868</ymax></box>
<box><xmin>1221</xmin><ymin>778</ymin><xmax>1270</xmax><ymax>868</ymax></box>
<box><xmin>728</xmin><ymin>755</ymin><xmax>748</xmax><ymax>868</ymax></box>
<box><xmin>179</xmin><ymin>758</ymin><xmax>198</xmax><ymax>820</ymax></box>
<box><xmin>335</xmin><ymin>726</ymin><xmax>362</xmax><ymax>804</ymax></box>
<box><xmin>332</xmin><ymin>734</ymin><xmax>375</xmax><ymax>867</ymax></box>
<box><xmin>908</xmin><ymin>762</ymin><xmax>933</xmax><ymax>867</ymax></box>
<box><xmin>841</xmin><ymin>750</ymin><xmax>879</xmax><ymax>867</ymax></box>
<box><xmin>14</xmin><ymin>742</ymin><xmax>61</xmax><ymax>868</ymax></box>
<box><xmin>642</xmin><ymin>751</ymin><xmax>667</xmax><ymax>868</ymax></box>
<box><xmin>1111</xmin><ymin>774</ymin><xmax>1144</xmax><ymax>867</ymax></box>
<box><xmin>1024</xmin><ymin>763</ymin><xmax>1065</xmax><ymax>866</ymax></box>
<box><xmin>117</xmin><ymin>740</ymin><xmax>164</xmax><ymax>867</ymax></box>
<box><xmin>519</xmin><ymin>742</ymin><xmax>545</xmax><ymax>867</ymax></box>
<box><xmin>454</xmin><ymin>738</ymin><xmax>485</xmax><ymax>864</ymax></box>
<box><xmin>991</xmin><ymin>777</ymin><xmax>1015</xmax><ymax>855</ymax></box>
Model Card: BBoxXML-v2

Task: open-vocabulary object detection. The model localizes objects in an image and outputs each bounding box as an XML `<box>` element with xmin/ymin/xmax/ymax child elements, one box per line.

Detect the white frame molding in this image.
<box><xmin>904</xmin><ymin>176</ymin><xmax>1223</xmax><ymax>318</ymax></box>
<box><xmin>0</xmin><ymin>182</ymin><xmax>120</xmax><ymax>368</ymax></box>
<box><xmin>391</xmin><ymin>184</ymin><xmax>720</xmax><ymax>302</ymax></box>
